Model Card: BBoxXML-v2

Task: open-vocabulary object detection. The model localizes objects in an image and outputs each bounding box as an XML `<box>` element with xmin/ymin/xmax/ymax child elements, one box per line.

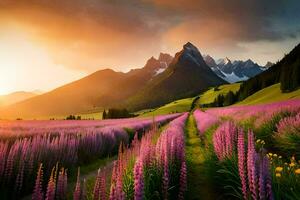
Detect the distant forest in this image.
<box><xmin>102</xmin><ymin>108</ymin><xmax>136</xmax><ymax>119</ymax></box>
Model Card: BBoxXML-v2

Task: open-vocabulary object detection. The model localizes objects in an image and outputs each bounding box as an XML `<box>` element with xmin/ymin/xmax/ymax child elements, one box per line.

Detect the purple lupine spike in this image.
<box><xmin>237</xmin><ymin>128</ymin><xmax>247</xmax><ymax>199</ymax></box>
<box><xmin>111</xmin><ymin>161</ymin><xmax>118</xmax><ymax>185</ymax></box>
<box><xmin>93</xmin><ymin>169</ymin><xmax>101</xmax><ymax>200</ymax></box>
<box><xmin>46</xmin><ymin>168</ymin><xmax>56</xmax><ymax>200</ymax></box>
<box><xmin>73</xmin><ymin>168</ymin><xmax>81</xmax><ymax>200</ymax></box>
<box><xmin>261</xmin><ymin>155</ymin><xmax>274</xmax><ymax>200</ymax></box>
<box><xmin>162</xmin><ymin>152</ymin><xmax>169</xmax><ymax>200</ymax></box>
<box><xmin>178</xmin><ymin>161</ymin><xmax>187</xmax><ymax>200</ymax></box>
<box><xmin>5</xmin><ymin>144</ymin><xmax>17</xmax><ymax>183</ymax></box>
<box><xmin>213</xmin><ymin>121</ymin><xmax>238</xmax><ymax>160</ymax></box>
<box><xmin>115</xmin><ymin>171</ymin><xmax>125</xmax><ymax>200</ymax></box>
<box><xmin>134</xmin><ymin>159</ymin><xmax>144</xmax><ymax>200</ymax></box>
<box><xmin>265</xmin><ymin>158</ymin><xmax>274</xmax><ymax>200</ymax></box>
<box><xmin>247</xmin><ymin>130</ymin><xmax>257</xmax><ymax>200</ymax></box>
<box><xmin>258</xmin><ymin>156</ymin><xmax>266</xmax><ymax>200</ymax></box>
<box><xmin>100</xmin><ymin>172</ymin><xmax>107</xmax><ymax>200</ymax></box>
<box><xmin>109</xmin><ymin>184</ymin><xmax>116</xmax><ymax>200</ymax></box>
<box><xmin>32</xmin><ymin>164</ymin><xmax>44</xmax><ymax>200</ymax></box>
<box><xmin>15</xmin><ymin>158</ymin><xmax>25</xmax><ymax>194</ymax></box>
<box><xmin>0</xmin><ymin>142</ymin><xmax>8</xmax><ymax>179</ymax></box>
<box><xmin>56</xmin><ymin>168</ymin><xmax>67</xmax><ymax>200</ymax></box>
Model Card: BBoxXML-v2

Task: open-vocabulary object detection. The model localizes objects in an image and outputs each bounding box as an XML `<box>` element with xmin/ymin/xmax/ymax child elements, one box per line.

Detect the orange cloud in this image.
<box><xmin>0</xmin><ymin>0</ymin><xmax>299</xmax><ymax>71</ymax></box>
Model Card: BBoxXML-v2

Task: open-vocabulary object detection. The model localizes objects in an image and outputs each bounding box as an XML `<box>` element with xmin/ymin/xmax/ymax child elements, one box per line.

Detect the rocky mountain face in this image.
<box><xmin>127</xmin><ymin>53</ymin><xmax>173</xmax><ymax>78</ymax></box>
<box><xmin>203</xmin><ymin>55</ymin><xmax>269</xmax><ymax>83</ymax></box>
<box><xmin>126</xmin><ymin>42</ymin><xmax>226</xmax><ymax>110</ymax></box>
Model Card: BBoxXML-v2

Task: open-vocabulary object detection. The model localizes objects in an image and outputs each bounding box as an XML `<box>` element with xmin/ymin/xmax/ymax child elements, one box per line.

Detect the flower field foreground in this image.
<box><xmin>0</xmin><ymin>113</ymin><xmax>180</xmax><ymax>199</ymax></box>
<box><xmin>195</xmin><ymin>98</ymin><xmax>300</xmax><ymax>200</ymax></box>
<box><xmin>36</xmin><ymin>113</ymin><xmax>188</xmax><ymax>200</ymax></box>
<box><xmin>212</xmin><ymin>121</ymin><xmax>273</xmax><ymax>199</ymax></box>
<box><xmin>206</xmin><ymin>99</ymin><xmax>300</xmax><ymax>158</ymax></box>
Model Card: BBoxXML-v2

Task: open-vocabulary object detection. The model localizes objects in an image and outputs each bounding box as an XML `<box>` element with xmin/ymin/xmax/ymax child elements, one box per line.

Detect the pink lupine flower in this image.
<box><xmin>15</xmin><ymin>158</ymin><xmax>25</xmax><ymax>194</ymax></box>
<box><xmin>93</xmin><ymin>169</ymin><xmax>101</xmax><ymax>200</ymax></box>
<box><xmin>213</xmin><ymin>121</ymin><xmax>238</xmax><ymax>160</ymax></box>
<box><xmin>32</xmin><ymin>164</ymin><xmax>44</xmax><ymax>200</ymax></box>
<box><xmin>56</xmin><ymin>168</ymin><xmax>67</xmax><ymax>200</ymax></box>
<box><xmin>46</xmin><ymin>168</ymin><xmax>56</xmax><ymax>200</ymax></box>
<box><xmin>109</xmin><ymin>184</ymin><xmax>117</xmax><ymax>200</ymax></box>
<box><xmin>93</xmin><ymin>169</ymin><xmax>107</xmax><ymax>200</ymax></box>
<box><xmin>247</xmin><ymin>130</ymin><xmax>257</xmax><ymax>200</ymax></box>
<box><xmin>265</xmin><ymin>165</ymin><xmax>274</xmax><ymax>200</ymax></box>
<box><xmin>162</xmin><ymin>152</ymin><xmax>169</xmax><ymax>200</ymax></box>
<box><xmin>100</xmin><ymin>172</ymin><xmax>107</xmax><ymax>200</ymax></box>
<box><xmin>73</xmin><ymin>168</ymin><xmax>81</xmax><ymax>200</ymax></box>
<box><xmin>134</xmin><ymin>159</ymin><xmax>144</xmax><ymax>200</ymax></box>
<box><xmin>115</xmin><ymin>172</ymin><xmax>125</xmax><ymax>200</ymax></box>
<box><xmin>0</xmin><ymin>142</ymin><xmax>8</xmax><ymax>179</ymax></box>
<box><xmin>258</xmin><ymin>156</ymin><xmax>266</xmax><ymax>200</ymax></box>
<box><xmin>237</xmin><ymin>129</ymin><xmax>247</xmax><ymax>199</ymax></box>
<box><xmin>178</xmin><ymin>161</ymin><xmax>187</xmax><ymax>200</ymax></box>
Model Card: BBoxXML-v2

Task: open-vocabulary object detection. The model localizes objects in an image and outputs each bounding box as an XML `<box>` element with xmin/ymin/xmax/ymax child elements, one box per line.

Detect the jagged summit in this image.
<box><xmin>171</xmin><ymin>42</ymin><xmax>207</xmax><ymax>69</ymax></box>
<box><xmin>183</xmin><ymin>42</ymin><xmax>199</xmax><ymax>51</ymax></box>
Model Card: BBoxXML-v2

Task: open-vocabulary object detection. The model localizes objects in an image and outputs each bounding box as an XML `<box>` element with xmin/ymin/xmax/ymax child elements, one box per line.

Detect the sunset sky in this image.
<box><xmin>0</xmin><ymin>0</ymin><xmax>300</xmax><ymax>95</ymax></box>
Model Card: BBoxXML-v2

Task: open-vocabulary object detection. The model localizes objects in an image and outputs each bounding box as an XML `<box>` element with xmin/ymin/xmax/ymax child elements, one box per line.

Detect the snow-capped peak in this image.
<box><xmin>224</xmin><ymin>57</ymin><xmax>231</xmax><ymax>65</ymax></box>
<box><xmin>204</xmin><ymin>55</ymin><xmax>271</xmax><ymax>83</ymax></box>
<box><xmin>216</xmin><ymin>57</ymin><xmax>231</xmax><ymax>65</ymax></box>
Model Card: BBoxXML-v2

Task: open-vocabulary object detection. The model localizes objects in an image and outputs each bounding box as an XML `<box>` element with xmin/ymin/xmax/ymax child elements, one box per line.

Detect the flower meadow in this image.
<box><xmin>0</xmin><ymin>98</ymin><xmax>299</xmax><ymax>200</ymax></box>
<box><xmin>193</xmin><ymin>110</ymin><xmax>219</xmax><ymax>135</ymax></box>
<box><xmin>192</xmin><ymin>99</ymin><xmax>300</xmax><ymax>200</ymax></box>
<box><xmin>0</xmin><ymin>114</ymin><xmax>180</xmax><ymax>199</ymax></box>
<box><xmin>206</xmin><ymin>99</ymin><xmax>300</xmax><ymax>125</ymax></box>
<box><xmin>31</xmin><ymin>113</ymin><xmax>188</xmax><ymax>200</ymax></box>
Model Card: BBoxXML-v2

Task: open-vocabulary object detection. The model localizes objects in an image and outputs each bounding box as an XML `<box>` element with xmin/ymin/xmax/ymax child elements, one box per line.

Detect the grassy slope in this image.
<box><xmin>138</xmin><ymin>97</ymin><xmax>194</xmax><ymax>117</ymax></box>
<box><xmin>198</xmin><ymin>83</ymin><xmax>241</xmax><ymax>105</ymax></box>
<box><xmin>185</xmin><ymin>114</ymin><xmax>215</xmax><ymax>200</ymax></box>
<box><xmin>236</xmin><ymin>83</ymin><xmax>300</xmax><ymax>105</ymax></box>
<box><xmin>138</xmin><ymin>83</ymin><xmax>240</xmax><ymax>117</ymax></box>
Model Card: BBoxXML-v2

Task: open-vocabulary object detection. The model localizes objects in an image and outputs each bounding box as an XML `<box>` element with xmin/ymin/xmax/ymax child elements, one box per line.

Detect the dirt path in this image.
<box><xmin>185</xmin><ymin>114</ymin><xmax>215</xmax><ymax>200</ymax></box>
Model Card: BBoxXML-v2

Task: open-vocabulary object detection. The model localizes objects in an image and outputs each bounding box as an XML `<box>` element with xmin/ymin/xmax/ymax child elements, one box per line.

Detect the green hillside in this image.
<box><xmin>138</xmin><ymin>97</ymin><xmax>194</xmax><ymax>117</ymax></box>
<box><xmin>138</xmin><ymin>83</ymin><xmax>240</xmax><ymax>117</ymax></box>
<box><xmin>137</xmin><ymin>82</ymin><xmax>300</xmax><ymax>117</ymax></box>
<box><xmin>197</xmin><ymin>83</ymin><xmax>240</xmax><ymax>105</ymax></box>
<box><xmin>236</xmin><ymin>83</ymin><xmax>300</xmax><ymax>105</ymax></box>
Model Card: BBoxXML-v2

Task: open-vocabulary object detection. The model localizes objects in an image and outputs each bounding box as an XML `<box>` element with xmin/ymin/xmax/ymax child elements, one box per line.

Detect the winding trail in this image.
<box><xmin>185</xmin><ymin>114</ymin><xmax>215</xmax><ymax>200</ymax></box>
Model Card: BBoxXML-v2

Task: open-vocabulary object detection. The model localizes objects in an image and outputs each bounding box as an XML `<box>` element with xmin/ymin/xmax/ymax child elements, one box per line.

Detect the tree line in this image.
<box><xmin>102</xmin><ymin>108</ymin><xmax>136</xmax><ymax>119</ymax></box>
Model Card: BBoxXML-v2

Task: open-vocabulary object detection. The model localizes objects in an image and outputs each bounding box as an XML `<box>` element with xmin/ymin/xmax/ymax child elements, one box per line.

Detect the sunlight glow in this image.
<box><xmin>0</xmin><ymin>30</ymin><xmax>85</xmax><ymax>95</ymax></box>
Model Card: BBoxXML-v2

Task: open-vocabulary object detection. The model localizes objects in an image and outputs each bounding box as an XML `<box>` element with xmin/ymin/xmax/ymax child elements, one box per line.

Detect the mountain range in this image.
<box><xmin>203</xmin><ymin>55</ymin><xmax>272</xmax><ymax>83</ymax></box>
<box><xmin>0</xmin><ymin>42</ymin><xmax>269</xmax><ymax>119</ymax></box>
<box><xmin>0</xmin><ymin>91</ymin><xmax>41</xmax><ymax>108</ymax></box>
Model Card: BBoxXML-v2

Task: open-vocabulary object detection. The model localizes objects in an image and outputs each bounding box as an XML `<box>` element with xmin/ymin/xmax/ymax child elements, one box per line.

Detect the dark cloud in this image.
<box><xmin>148</xmin><ymin>0</ymin><xmax>300</xmax><ymax>42</ymax></box>
<box><xmin>0</xmin><ymin>0</ymin><xmax>299</xmax><ymax>69</ymax></box>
